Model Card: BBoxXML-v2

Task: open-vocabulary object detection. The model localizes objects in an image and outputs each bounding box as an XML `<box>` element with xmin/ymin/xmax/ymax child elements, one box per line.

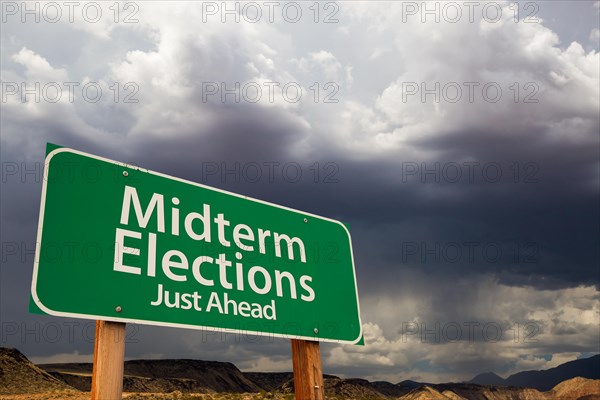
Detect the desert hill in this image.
<box><xmin>243</xmin><ymin>371</ymin><xmax>295</xmax><ymax>391</ymax></box>
<box><xmin>550</xmin><ymin>377</ymin><xmax>600</xmax><ymax>400</ymax></box>
<box><xmin>279</xmin><ymin>376</ymin><xmax>398</xmax><ymax>399</ymax></box>
<box><xmin>468</xmin><ymin>372</ymin><xmax>505</xmax><ymax>386</ymax></box>
<box><xmin>40</xmin><ymin>358</ymin><xmax>261</xmax><ymax>393</ymax></box>
<box><xmin>400</xmin><ymin>385</ymin><xmax>454</xmax><ymax>400</ymax></box>
<box><xmin>0</xmin><ymin>348</ymin><xmax>77</xmax><ymax>395</ymax></box>
<box><xmin>244</xmin><ymin>372</ymin><xmax>340</xmax><ymax>392</ymax></box>
<box><xmin>371</xmin><ymin>380</ymin><xmax>414</xmax><ymax>397</ymax></box>
<box><xmin>399</xmin><ymin>378</ymin><xmax>600</xmax><ymax>400</ymax></box>
<box><xmin>504</xmin><ymin>355</ymin><xmax>600</xmax><ymax>391</ymax></box>
<box><xmin>468</xmin><ymin>355</ymin><xmax>600</xmax><ymax>391</ymax></box>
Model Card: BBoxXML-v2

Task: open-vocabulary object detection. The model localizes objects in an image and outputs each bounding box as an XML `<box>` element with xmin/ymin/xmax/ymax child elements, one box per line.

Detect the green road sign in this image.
<box><xmin>31</xmin><ymin>144</ymin><xmax>362</xmax><ymax>344</ymax></box>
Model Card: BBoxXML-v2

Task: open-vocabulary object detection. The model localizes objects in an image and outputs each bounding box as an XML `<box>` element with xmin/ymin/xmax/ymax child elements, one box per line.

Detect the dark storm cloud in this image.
<box><xmin>16</xmin><ymin>108</ymin><xmax>599</xmax><ymax>291</ymax></box>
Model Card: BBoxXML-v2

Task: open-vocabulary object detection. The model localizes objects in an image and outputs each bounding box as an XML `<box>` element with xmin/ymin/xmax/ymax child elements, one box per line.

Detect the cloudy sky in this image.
<box><xmin>1</xmin><ymin>0</ymin><xmax>599</xmax><ymax>383</ymax></box>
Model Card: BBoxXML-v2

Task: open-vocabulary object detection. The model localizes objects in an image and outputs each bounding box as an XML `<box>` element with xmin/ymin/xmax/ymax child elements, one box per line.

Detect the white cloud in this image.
<box><xmin>331</xmin><ymin>1</ymin><xmax>599</xmax><ymax>157</ymax></box>
<box><xmin>238</xmin><ymin>356</ymin><xmax>293</xmax><ymax>372</ymax></box>
<box><xmin>3</xmin><ymin>1</ymin><xmax>598</xmax><ymax>160</ymax></box>
<box><xmin>11</xmin><ymin>47</ymin><xmax>69</xmax><ymax>82</ymax></box>
<box><xmin>329</xmin><ymin>276</ymin><xmax>599</xmax><ymax>382</ymax></box>
<box><xmin>2</xmin><ymin>47</ymin><xmax>114</xmax><ymax>158</ymax></box>
<box><xmin>291</xmin><ymin>50</ymin><xmax>352</xmax><ymax>86</ymax></box>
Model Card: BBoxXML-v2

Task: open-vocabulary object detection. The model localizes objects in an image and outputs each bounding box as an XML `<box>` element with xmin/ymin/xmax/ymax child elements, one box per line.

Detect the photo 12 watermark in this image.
<box><xmin>1</xmin><ymin>1</ymin><xmax>139</xmax><ymax>24</ymax></box>
<box><xmin>400</xmin><ymin>81</ymin><xmax>540</xmax><ymax>104</ymax></box>
<box><xmin>1</xmin><ymin>321</ymin><xmax>140</xmax><ymax>345</ymax></box>
<box><xmin>199</xmin><ymin>1</ymin><xmax>339</xmax><ymax>24</ymax></box>
<box><xmin>1</xmin><ymin>81</ymin><xmax>139</xmax><ymax>104</ymax></box>
<box><xmin>400</xmin><ymin>321</ymin><xmax>541</xmax><ymax>343</ymax></box>
<box><xmin>397</xmin><ymin>1</ymin><xmax>540</xmax><ymax>24</ymax></box>
<box><xmin>1</xmin><ymin>160</ymin><xmax>142</xmax><ymax>184</ymax></box>
<box><xmin>201</xmin><ymin>81</ymin><xmax>339</xmax><ymax>104</ymax></box>
<box><xmin>400</xmin><ymin>241</ymin><xmax>540</xmax><ymax>264</ymax></box>
<box><xmin>399</xmin><ymin>161</ymin><xmax>540</xmax><ymax>184</ymax></box>
<box><xmin>198</xmin><ymin>161</ymin><xmax>340</xmax><ymax>184</ymax></box>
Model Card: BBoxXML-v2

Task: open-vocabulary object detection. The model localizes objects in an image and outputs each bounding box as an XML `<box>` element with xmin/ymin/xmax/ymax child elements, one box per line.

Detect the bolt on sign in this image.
<box><xmin>30</xmin><ymin>144</ymin><xmax>363</xmax><ymax>344</ymax></box>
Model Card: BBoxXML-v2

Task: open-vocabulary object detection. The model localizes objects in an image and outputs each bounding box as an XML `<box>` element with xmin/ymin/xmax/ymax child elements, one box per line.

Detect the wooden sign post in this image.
<box><xmin>291</xmin><ymin>339</ymin><xmax>324</xmax><ymax>400</ymax></box>
<box><xmin>91</xmin><ymin>321</ymin><xmax>126</xmax><ymax>400</ymax></box>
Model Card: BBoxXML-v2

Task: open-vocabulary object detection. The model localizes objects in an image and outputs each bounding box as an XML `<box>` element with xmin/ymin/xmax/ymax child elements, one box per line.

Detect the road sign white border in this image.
<box><xmin>31</xmin><ymin>147</ymin><xmax>363</xmax><ymax>345</ymax></box>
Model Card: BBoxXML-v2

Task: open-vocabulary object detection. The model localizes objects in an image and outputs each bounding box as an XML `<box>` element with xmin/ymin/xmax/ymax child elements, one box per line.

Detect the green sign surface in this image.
<box><xmin>31</xmin><ymin>145</ymin><xmax>362</xmax><ymax>344</ymax></box>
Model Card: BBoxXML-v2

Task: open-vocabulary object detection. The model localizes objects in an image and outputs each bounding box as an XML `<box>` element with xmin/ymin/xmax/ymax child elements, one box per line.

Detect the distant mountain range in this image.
<box><xmin>1</xmin><ymin>347</ymin><xmax>599</xmax><ymax>399</ymax></box>
<box><xmin>469</xmin><ymin>354</ymin><xmax>600</xmax><ymax>391</ymax></box>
